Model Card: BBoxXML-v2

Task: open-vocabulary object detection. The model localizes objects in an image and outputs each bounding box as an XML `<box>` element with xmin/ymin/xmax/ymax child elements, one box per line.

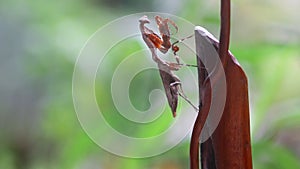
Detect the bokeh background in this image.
<box><xmin>1</xmin><ymin>0</ymin><xmax>300</xmax><ymax>169</ymax></box>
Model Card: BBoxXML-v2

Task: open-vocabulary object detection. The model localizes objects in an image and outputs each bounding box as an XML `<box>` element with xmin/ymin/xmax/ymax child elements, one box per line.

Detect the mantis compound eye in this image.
<box><xmin>172</xmin><ymin>45</ymin><xmax>179</xmax><ymax>54</ymax></box>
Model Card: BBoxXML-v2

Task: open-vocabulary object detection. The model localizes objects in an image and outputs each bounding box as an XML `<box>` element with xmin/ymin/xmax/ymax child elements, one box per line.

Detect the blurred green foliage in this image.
<box><xmin>0</xmin><ymin>0</ymin><xmax>300</xmax><ymax>169</ymax></box>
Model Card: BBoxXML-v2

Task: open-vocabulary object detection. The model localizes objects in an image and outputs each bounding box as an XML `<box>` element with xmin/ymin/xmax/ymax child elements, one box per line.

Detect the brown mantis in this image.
<box><xmin>139</xmin><ymin>15</ymin><xmax>198</xmax><ymax>117</ymax></box>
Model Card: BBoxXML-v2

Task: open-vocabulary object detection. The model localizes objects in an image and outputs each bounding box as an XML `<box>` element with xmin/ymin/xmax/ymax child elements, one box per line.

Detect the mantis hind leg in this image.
<box><xmin>169</xmin><ymin>81</ymin><xmax>199</xmax><ymax>112</ymax></box>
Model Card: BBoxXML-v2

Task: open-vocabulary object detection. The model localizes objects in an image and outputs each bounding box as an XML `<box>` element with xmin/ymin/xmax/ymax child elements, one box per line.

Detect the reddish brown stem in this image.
<box><xmin>190</xmin><ymin>82</ymin><xmax>211</xmax><ymax>169</ymax></box>
<box><xmin>190</xmin><ymin>0</ymin><xmax>231</xmax><ymax>169</ymax></box>
<box><xmin>219</xmin><ymin>0</ymin><xmax>231</xmax><ymax>67</ymax></box>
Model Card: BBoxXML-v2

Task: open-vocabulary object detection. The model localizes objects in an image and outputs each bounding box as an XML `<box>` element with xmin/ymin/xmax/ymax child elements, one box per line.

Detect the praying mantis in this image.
<box><xmin>139</xmin><ymin>15</ymin><xmax>198</xmax><ymax>117</ymax></box>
